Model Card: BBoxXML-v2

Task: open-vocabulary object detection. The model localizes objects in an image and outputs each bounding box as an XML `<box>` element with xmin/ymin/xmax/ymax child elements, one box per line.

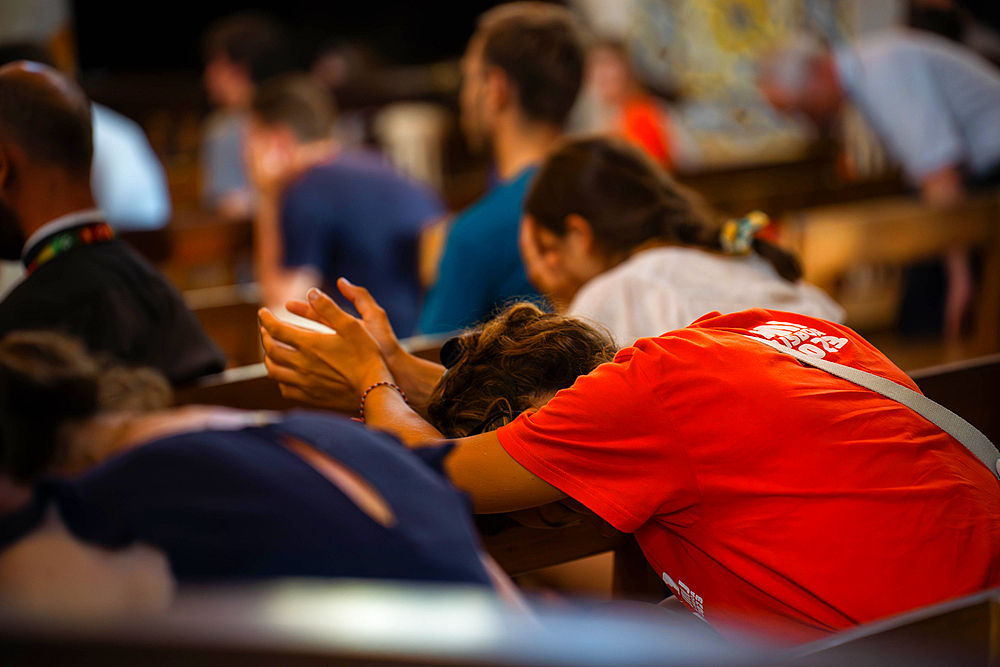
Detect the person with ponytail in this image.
<box><xmin>519</xmin><ymin>136</ymin><xmax>843</xmax><ymax>345</ymax></box>
<box><xmin>0</xmin><ymin>331</ymin><xmax>507</xmax><ymax>616</ymax></box>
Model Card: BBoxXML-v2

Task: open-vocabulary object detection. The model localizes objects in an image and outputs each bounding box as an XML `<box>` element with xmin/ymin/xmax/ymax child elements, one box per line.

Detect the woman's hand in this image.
<box><xmin>244</xmin><ymin>125</ymin><xmax>298</xmax><ymax>200</ymax></box>
<box><xmin>285</xmin><ymin>278</ymin><xmax>406</xmax><ymax>368</ymax></box>
<box><xmin>259</xmin><ymin>281</ymin><xmax>393</xmax><ymax>412</ymax></box>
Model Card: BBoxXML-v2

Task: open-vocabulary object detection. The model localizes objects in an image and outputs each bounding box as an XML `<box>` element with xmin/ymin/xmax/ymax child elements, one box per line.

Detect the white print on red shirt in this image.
<box><xmin>662</xmin><ymin>572</ymin><xmax>706</xmax><ymax>620</ymax></box>
<box><xmin>748</xmin><ymin>321</ymin><xmax>849</xmax><ymax>360</ymax></box>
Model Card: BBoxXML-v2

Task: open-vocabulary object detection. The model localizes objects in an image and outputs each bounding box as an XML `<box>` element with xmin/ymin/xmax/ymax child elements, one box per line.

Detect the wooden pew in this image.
<box><xmin>780</xmin><ymin>193</ymin><xmax>1000</xmax><ymax>355</ymax></box>
<box><xmin>677</xmin><ymin>154</ymin><xmax>902</xmax><ymax>219</ymax></box>
<box><xmin>911</xmin><ymin>354</ymin><xmax>1000</xmax><ymax>445</ymax></box>
<box><xmin>795</xmin><ymin>586</ymin><xmax>1000</xmax><ymax>667</ymax></box>
<box><xmin>158</xmin><ymin>212</ymin><xmax>253</xmax><ymax>291</ymax></box>
<box><xmin>173</xmin><ymin>332</ymin><xmax>453</xmax><ymax>409</ymax></box>
<box><xmin>184</xmin><ymin>283</ymin><xmax>263</xmax><ymax>369</ymax></box>
<box><xmin>0</xmin><ymin>579</ymin><xmax>746</xmax><ymax>667</ymax></box>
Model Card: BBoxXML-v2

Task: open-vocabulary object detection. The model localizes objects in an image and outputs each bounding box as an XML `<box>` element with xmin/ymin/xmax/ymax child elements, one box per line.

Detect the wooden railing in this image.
<box><xmin>780</xmin><ymin>193</ymin><xmax>1000</xmax><ymax>353</ymax></box>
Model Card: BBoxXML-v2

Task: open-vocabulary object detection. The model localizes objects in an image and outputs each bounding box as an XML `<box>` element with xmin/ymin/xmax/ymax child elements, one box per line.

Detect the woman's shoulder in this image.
<box><xmin>570</xmin><ymin>246</ymin><xmax>720</xmax><ymax>308</ymax></box>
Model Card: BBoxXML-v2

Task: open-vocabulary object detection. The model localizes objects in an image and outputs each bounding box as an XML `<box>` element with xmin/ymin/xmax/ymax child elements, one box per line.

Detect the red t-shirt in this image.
<box><xmin>497</xmin><ymin>309</ymin><xmax>1000</xmax><ymax>644</ymax></box>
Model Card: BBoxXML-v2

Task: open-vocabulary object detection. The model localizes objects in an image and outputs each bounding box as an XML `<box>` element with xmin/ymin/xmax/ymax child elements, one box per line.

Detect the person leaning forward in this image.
<box><xmin>259</xmin><ymin>281</ymin><xmax>1000</xmax><ymax>645</ymax></box>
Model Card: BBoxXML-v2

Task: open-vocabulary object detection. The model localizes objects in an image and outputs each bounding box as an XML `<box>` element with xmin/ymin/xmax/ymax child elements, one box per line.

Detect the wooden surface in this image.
<box><xmin>185</xmin><ymin>284</ymin><xmax>263</xmax><ymax>368</ymax></box>
<box><xmin>159</xmin><ymin>213</ymin><xmax>253</xmax><ymax>290</ymax></box>
<box><xmin>678</xmin><ymin>155</ymin><xmax>902</xmax><ymax>218</ymax></box>
<box><xmin>912</xmin><ymin>354</ymin><xmax>1000</xmax><ymax>446</ymax></box>
<box><xmin>797</xmin><ymin>587</ymin><xmax>1000</xmax><ymax>667</ymax></box>
<box><xmin>173</xmin><ymin>364</ymin><xmax>303</xmax><ymax>411</ymax></box>
<box><xmin>782</xmin><ymin>193</ymin><xmax>1000</xmax><ymax>354</ymax></box>
<box><xmin>481</xmin><ymin>518</ymin><xmax>626</xmax><ymax>578</ymax></box>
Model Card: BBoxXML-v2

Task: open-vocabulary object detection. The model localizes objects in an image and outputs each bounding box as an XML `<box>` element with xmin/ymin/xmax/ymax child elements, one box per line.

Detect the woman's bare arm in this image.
<box><xmin>264</xmin><ymin>286</ymin><xmax>565</xmax><ymax>513</ymax></box>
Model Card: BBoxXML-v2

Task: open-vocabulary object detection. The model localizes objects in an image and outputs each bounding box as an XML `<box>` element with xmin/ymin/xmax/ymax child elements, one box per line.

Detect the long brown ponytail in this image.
<box><xmin>524</xmin><ymin>136</ymin><xmax>802</xmax><ymax>282</ymax></box>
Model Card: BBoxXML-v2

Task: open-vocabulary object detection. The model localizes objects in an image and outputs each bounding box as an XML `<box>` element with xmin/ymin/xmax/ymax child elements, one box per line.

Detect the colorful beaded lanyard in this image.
<box><xmin>24</xmin><ymin>222</ymin><xmax>115</xmax><ymax>276</ymax></box>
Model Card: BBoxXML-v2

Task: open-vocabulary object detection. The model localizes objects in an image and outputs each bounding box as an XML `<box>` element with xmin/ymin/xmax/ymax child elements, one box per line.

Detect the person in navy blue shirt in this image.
<box><xmin>0</xmin><ymin>332</ymin><xmax>496</xmax><ymax>614</ymax></box>
<box><xmin>247</xmin><ymin>74</ymin><xmax>444</xmax><ymax>337</ymax></box>
<box><xmin>418</xmin><ymin>3</ymin><xmax>585</xmax><ymax>334</ymax></box>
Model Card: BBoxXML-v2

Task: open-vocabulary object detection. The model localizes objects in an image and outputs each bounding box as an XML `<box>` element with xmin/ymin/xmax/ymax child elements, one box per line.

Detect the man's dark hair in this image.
<box><xmin>202</xmin><ymin>11</ymin><xmax>291</xmax><ymax>84</ymax></box>
<box><xmin>252</xmin><ymin>74</ymin><xmax>336</xmax><ymax>142</ymax></box>
<box><xmin>475</xmin><ymin>2</ymin><xmax>585</xmax><ymax>128</ymax></box>
<box><xmin>0</xmin><ymin>63</ymin><xmax>93</xmax><ymax>176</ymax></box>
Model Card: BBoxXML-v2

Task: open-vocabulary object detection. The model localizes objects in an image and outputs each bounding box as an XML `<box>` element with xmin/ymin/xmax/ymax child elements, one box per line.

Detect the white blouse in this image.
<box><xmin>567</xmin><ymin>246</ymin><xmax>846</xmax><ymax>346</ymax></box>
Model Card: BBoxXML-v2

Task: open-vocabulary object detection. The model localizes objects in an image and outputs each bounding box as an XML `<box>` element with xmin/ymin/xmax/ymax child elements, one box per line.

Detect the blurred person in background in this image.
<box><xmin>519</xmin><ymin>137</ymin><xmax>843</xmax><ymax>346</ymax></box>
<box><xmin>0</xmin><ymin>43</ymin><xmax>171</xmax><ymax>232</ymax></box>
<box><xmin>759</xmin><ymin>29</ymin><xmax>1000</xmax><ymax>342</ymax></box>
<box><xmin>570</xmin><ymin>40</ymin><xmax>677</xmax><ymax>169</ymax></box>
<box><xmin>418</xmin><ymin>2</ymin><xmax>585</xmax><ymax>334</ymax></box>
<box><xmin>200</xmin><ymin>12</ymin><xmax>291</xmax><ymax>219</ymax></box>
<box><xmin>246</xmin><ymin>74</ymin><xmax>445</xmax><ymax>337</ymax></box>
<box><xmin>0</xmin><ymin>332</ymin><xmax>512</xmax><ymax>616</ymax></box>
<box><xmin>0</xmin><ymin>62</ymin><xmax>225</xmax><ymax>384</ymax></box>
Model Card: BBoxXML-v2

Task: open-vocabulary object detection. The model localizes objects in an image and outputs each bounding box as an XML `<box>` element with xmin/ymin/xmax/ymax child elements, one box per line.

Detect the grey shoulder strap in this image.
<box><xmin>747</xmin><ymin>336</ymin><xmax>1000</xmax><ymax>480</ymax></box>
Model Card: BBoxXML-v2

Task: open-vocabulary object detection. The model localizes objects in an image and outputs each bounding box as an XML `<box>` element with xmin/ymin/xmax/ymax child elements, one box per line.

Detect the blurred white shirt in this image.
<box><xmin>91</xmin><ymin>103</ymin><xmax>172</xmax><ymax>231</ymax></box>
<box><xmin>835</xmin><ymin>29</ymin><xmax>1000</xmax><ymax>183</ymax></box>
<box><xmin>567</xmin><ymin>246</ymin><xmax>846</xmax><ymax>347</ymax></box>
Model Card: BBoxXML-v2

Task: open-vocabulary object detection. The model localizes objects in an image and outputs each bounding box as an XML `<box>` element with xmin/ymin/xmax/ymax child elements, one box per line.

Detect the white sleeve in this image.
<box><xmin>91</xmin><ymin>104</ymin><xmax>172</xmax><ymax>231</ymax></box>
<box><xmin>858</xmin><ymin>51</ymin><xmax>964</xmax><ymax>181</ymax></box>
<box><xmin>567</xmin><ymin>276</ymin><xmax>635</xmax><ymax>347</ymax></box>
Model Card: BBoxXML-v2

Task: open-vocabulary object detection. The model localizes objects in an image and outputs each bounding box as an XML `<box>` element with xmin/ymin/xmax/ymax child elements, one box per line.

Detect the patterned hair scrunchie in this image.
<box><xmin>720</xmin><ymin>211</ymin><xmax>769</xmax><ymax>255</ymax></box>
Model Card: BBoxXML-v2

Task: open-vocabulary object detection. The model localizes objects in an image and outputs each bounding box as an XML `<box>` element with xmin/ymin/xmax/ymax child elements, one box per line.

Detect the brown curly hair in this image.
<box><xmin>427</xmin><ymin>303</ymin><xmax>617</xmax><ymax>438</ymax></box>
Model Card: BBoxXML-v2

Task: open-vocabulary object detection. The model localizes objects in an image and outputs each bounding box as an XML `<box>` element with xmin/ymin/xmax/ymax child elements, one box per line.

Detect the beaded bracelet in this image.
<box><xmin>359</xmin><ymin>381</ymin><xmax>408</xmax><ymax>422</ymax></box>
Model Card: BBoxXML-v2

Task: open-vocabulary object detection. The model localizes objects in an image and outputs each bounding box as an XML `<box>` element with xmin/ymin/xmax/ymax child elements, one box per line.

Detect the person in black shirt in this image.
<box><xmin>0</xmin><ymin>61</ymin><xmax>225</xmax><ymax>384</ymax></box>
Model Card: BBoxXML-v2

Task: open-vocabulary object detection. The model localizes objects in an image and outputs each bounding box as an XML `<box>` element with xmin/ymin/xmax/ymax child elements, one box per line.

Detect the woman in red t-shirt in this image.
<box><xmin>259</xmin><ymin>282</ymin><xmax>1000</xmax><ymax>645</ymax></box>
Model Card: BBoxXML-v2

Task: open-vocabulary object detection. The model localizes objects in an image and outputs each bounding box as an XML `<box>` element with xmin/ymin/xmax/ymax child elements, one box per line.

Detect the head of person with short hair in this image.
<box><xmin>757</xmin><ymin>35</ymin><xmax>843</xmax><ymax>127</ymax></box>
<box><xmin>520</xmin><ymin>136</ymin><xmax>804</xmax><ymax>310</ymax></box>
<box><xmin>459</xmin><ymin>2</ymin><xmax>585</xmax><ymax>154</ymax></box>
<box><xmin>0</xmin><ymin>60</ymin><xmax>94</xmax><ymax>259</ymax></box>
<box><xmin>202</xmin><ymin>11</ymin><xmax>291</xmax><ymax>110</ymax></box>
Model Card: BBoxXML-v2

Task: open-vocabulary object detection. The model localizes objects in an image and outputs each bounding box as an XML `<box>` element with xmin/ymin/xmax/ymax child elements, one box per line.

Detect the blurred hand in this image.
<box><xmin>259</xmin><ymin>280</ymin><xmax>392</xmax><ymax>412</ymax></box>
<box><xmin>244</xmin><ymin>128</ymin><xmax>297</xmax><ymax>199</ymax></box>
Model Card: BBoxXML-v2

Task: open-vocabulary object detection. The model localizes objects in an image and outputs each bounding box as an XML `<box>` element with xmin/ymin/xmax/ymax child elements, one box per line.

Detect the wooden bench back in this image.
<box><xmin>911</xmin><ymin>354</ymin><xmax>1000</xmax><ymax>445</ymax></box>
<box><xmin>781</xmin><ymin>193</ymin><xmax>1000</xmax><ymax>353</ymax></box>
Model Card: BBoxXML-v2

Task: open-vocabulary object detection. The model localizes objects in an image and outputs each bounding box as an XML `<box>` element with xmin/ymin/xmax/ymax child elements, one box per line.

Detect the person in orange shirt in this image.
<box><xmin>259</xmin><ymin>284</ymin><xmax>1000</xmax><ymax>645</ymax></box>
<box><xmin>578</xmin><ymin>40</ymin><xmax>674</xmax><ymax>168</ymax></box>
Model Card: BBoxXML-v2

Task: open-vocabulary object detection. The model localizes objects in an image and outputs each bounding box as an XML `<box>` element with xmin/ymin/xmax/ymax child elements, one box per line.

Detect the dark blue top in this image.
<box><xmin>418</xmin><ymin>167</ymin><xmax>541</xmax><ymax>334</ymax></box>
<box><xmin>0</xmin><ymin>412</ymin><xmax>491</xmax><ymax>586</ymax></box>
<box><xmin>281</xmin><ymin>151</ymin><xmax>445</xmax><ymax>337</ymax></box>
